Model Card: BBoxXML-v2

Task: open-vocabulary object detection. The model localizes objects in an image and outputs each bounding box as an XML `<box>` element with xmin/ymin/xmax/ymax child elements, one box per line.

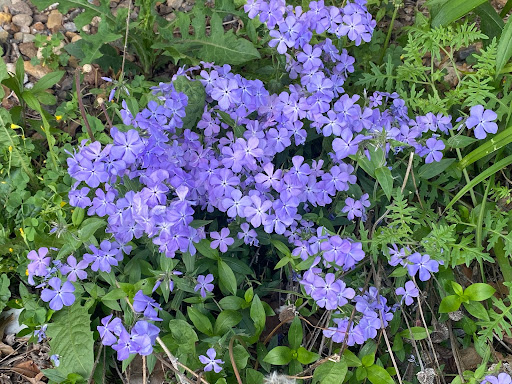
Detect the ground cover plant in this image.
<box><xmin>2</xmin><ymin>0</ymin><xmax>512</xmax><ymax>383</ymax></box>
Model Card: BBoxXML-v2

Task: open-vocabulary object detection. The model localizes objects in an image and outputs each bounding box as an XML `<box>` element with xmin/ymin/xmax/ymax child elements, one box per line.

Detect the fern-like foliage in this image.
<box><xmin>478</xmin><ymin>293</ymin><xmax>512</xmax><ymax>342</ymax></box>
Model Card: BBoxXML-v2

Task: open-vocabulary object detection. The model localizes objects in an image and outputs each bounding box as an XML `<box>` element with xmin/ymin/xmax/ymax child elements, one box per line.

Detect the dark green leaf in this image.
<box><xmin>218</xmin><ymin>260</ymin><xmax>237</xmax><ymax>295</ymax></box>
<box><xmin>431</xmin><ymin>0</ymin><xmax>488</xmax><ymax>26</ymax></box>
<box><xmin>214</xmin><ymin>310</ymin><xmax>242</xmax><ymax>335</ymax></box>
<box><xmin>375</xmin><ymin>166</ymin><xmax>393</xmax><ymax>200</ymax></box>
<box><xmin>187</xmin><ymin>307</ymin><xmax>213</xmax><ymax>336</ymax></box>
<box><xmin>173</xmin><ymin>76</ymin><xmax>206</xmax><ymax>129</ymax></box>
<box><xmin>195</xmin><ymin>239</ymin><xmax>219</xmax><ymax>260</ymax></box>
<box><xmin>288</xmin><ymin>317</ymin><xmax>302</xmax><ymax>350</ymax></box>
<box><xmin>497</xmin><ymin>16</ymin><xmax>512</xmax><ymax>74</ymax></box>
<box><xmin>475</xmin><ymin>2</ymin><xmax>504</xmax><ymax>42</ymax></box>
<box><xmin>418</xmin><ymin>158</ymin><xmax>456</xmax><ymax>179</ymax></box>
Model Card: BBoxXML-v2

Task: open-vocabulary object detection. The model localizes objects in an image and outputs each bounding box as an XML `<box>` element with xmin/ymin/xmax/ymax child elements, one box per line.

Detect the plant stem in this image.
<box><xmin>449</xmin><ymin>130</ymin><xmax>477</xmax><ymax>206</ymax></box>
<box><xmin>379</xmin><ymin>1</ymin><xmax>400</xmax><ymax>65</ymax></box>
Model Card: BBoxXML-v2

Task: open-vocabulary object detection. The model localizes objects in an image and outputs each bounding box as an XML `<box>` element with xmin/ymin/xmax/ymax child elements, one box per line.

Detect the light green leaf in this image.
<box><xmin>459</xmin><ymin>125</ymin><xmax>512</xmax><ymax>169</ymax></box>
<box><xmin>366</xmin><ymin>364</ymin><xmax>395</xmax><ymax>384</ymax></box>
<box><xmin>78</xmin><ymin>218</ymin><xmax>106</xmax><ymax>242</ymax></box>
<box><xmin>431</xmin><ymin>0</ymin><xmax>488</xmax><ymax>26</ymax></box>
<box><xmin>399</xmin><ymin>327</ymin><xmax>429</xmax><ymax>340</ymax></box>
<box><xmin>296</xmin><ymin>347</ymin><xmax>319</xmax><ymax>365</ymax></box>
<box><xmin>46</xmin><ymin>303</ymin><xmax>94</xmax><ymax>379</ymax></box>
<box><xmin>214</xmin><ymin>310</ymin><xmax>242</xmax><ymax>335</ymax></box>
<box><xmin>497</xmin><ymin>16</ymin><xmax>512</xmax><ymax>74</ymax></box>
<box><xmin>375</xmin><ymin>166</ymin><xmax>393</xmax><ymax>200</ymax></box>
<box><xmin>464</xmin><ymin>283</ymin><xmax>496</xmax><ymax>301</ymax></box>
<box><xmin>263</xmin><ymin>346</ymin><xmax>293</xmax><ymax>365</ymax></box>
<box><xmin>218</xmin><ymin>260</ymin><xmax>237</xmax><ymax>295</ymax></box>
<box><xmin>312</xmin><ymin>360</ymin><xmax>348</xmax><ymax>384</ymax></box>
<box><xmin>463</xmin><ymin>301</ymin><xmax>490</xmax><ymax>321</ymax></box>
<box><xmin>31</xmin><ymin>71</ymin><xmax>65</xmax><ymax>94</ymax></box>
<box><xmin>187</xmin><ymin>307</ymin><xmax>213</xmax><ymax>336</ymax></box>
<box><xmin>439</xmin><ymin>294</ymin><xmax>463</xmax><ymax>313</ymax></box>
<box><xmin>288</xmin><ymin>317</ymin><xmax>302</xmax><ymax>350</ymax></box>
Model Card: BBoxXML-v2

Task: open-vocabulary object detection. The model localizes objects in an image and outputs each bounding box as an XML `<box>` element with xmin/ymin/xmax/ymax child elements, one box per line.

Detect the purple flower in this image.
<box><xmin>406</xmin><ymin>253</ymin><xmax>440</xmax><ymax>281</ymax></box>
<box><xmin>41</xmin><ymin>277</ymin><xmax>75</xmax><ymax>311</ymax></box>
<box><xmin>50</xmin><ymin>354</ymin><xmax>60</xmax><ymax>367</ymax></box>
<box><xmin>133</xmin><ymin>290</ymin><xmax>162</xmax><ymax>321</ymax></box>
<box><xmin>211</xmin><ymin>228</ymin><xmax>234</xmax><ymax>253</ymax></box>
<box><xmin>110</xmin><ymin>127</ymin><xmax>145</xmax><ymax>164</ymax></box>
<box><xmin>34</xmin><ymin>324</ymin><xmax>48</xmax><ymax>342</ymax></box>
<box><xmin>195</xmin><ymin>274</ymin><xmax>214</xmax><ymax>298</ymax></box>
<box><xmin>244</xmin><ymin>194</ymin><xmax>272</xmax><ymax>228</ymax></box>
<box><xmin>98</xmin><ymin>314</ymin><xmax>124</xmax><ymax>346</ymax></box>
<box><xmin>60</xmin><ymin>255</ymin><xmax>88</xmax><ymax>282</ymax></box>
<box><xmin>27</xmin><ymin>247</ymin><xmax>51</xmax><ymax>281</ymax></box>
<box><xmin>199</xmin><ymin>348</ymin><xmax>224</xmax><ymax>373</ymax></box>
<box><xmin>481</xmin><ymin>373</ymin><xmax>512</xmax><ymax>384</ymax></box>
<box><xmin>466</xmin><ymin>105</ymin><xmax>498</xmax><ymax>139</ymax></box>
<box><xmin>342</xmin><ymin>197</ymin><xmax>364</xmax><ymax>220</ymax></box>
<box><xmin>421</xmin><ymin>138</ymin><xmax>445</xmax><ymax>164</ymax></box>
<box><xmin>395</xmin><ymin>280</ymin><xmax>419</xmax><ymax>306</ymax></box>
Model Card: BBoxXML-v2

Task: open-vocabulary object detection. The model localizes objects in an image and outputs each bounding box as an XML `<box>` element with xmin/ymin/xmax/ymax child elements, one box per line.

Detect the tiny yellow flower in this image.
<box><xmin>55</xmin><ymin>115</ymin><xmax>62</xmax><ymax>121</ymax></box>
<box><xmin>19</xmin><ymin>227</ymin><xmax>24</xmax><ymax>235</ymax></box>
<box><xmin>60</xmin><ymin>201</ymin><xmax>66</xmax><ymax>207</ymax></box>
<box><xmin>10</xmin><ymin>123</ymin><xmax>21</xmax><ymax>129</ymax></box>
<box><xmin>8</xmin><ymin>146</ymin><xmax>12</xmax><ymax>152</ymax></box>
<box><xmin>25</xmin><ymin>269</ymin><xmax>29</xmax><ymax>276</ymax></box>
<box><xmin>8</xmin><ymin>248</ymin><xmax>13</xmax><ymax>253</ymax></box>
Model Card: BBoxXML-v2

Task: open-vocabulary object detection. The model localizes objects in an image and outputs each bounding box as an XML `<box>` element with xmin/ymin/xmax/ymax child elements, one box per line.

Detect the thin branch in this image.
<box><xmin>229</xmin><ymin>336</ymin><xmax>243</xmax><ymax>384</ymax></box>
<box><xmin>75</xmin><ymin>69</ymin><xmax>95</xmax><ymax>142</ymax></box>
<box><xmin>87</xmin><ymin>343</ymin><xmax>104</xmax><ymax>384</ymax></box>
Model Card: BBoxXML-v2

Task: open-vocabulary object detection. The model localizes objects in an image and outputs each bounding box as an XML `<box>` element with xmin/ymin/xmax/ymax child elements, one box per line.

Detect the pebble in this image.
<box><xmin>19</xmin><ymin>41</ymin><xmax>36</xmax><ymax>57</ymax></box>
<box><xmin>0</xmin><ymin>11</ymin><xmax>11</xmax><ymax>25</ymax></box>
<box><xmin>9</xmin><ymin>1</ymin><xmax>31</xmax><ymax>16</ymax></box>
<box><xmin>167</xmin><ymin>0</ymin><xmax>182</xmax><ymax>8</ymax></box>
<box><xmin>63</xmin><ymin>21</ymin><xmax>76</xmax><ymax>32</ymax></box>
<box><xmin>32</xmin><ymin>21</ymin><xmax>44</xmax><ymax>31</ymax></box>
<box><xmin>12</xmin><ymin>30</ymin><xmax>21</xmax><ymax>40</ymax></box>
<box><xmin>11</xmin><ymin>13</ymin><xmax>32</xmax><ymax>27</ymax></box>
<box><xmin>0</xmin><ymin>27</ymin><xmax>8</xmax><ymax>42</ymax></box>
<box><xmin>47</xmin><ymin>9</ymin><xmax>62</xmax><ymax>31</ymax></box>
<box><xmin>24</xmin><ymin>60</ymin><xmax>51</xmax><ymax>79</ymax></box>
<box><xmin>19</xmin><ymin>24</ymin><xmax>28</xmax><ymax>33</ymax></box>
<box><xmin>22</xmin><ymin>32</ymin><xmax>34</xmax><ymax>42</ymax></box>
<box><xmin>33</xmin><ymin>13</ymin><xmax>47</xmax><ymax>23</ymax></box>
<box><xmin>71</xmin><ymin>34</ymin><xmax>81</xmax><ymax>43</ymax></box>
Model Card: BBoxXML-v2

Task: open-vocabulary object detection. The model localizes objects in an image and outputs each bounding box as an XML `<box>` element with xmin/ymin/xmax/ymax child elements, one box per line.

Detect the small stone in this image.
<box><xmin>23</xmin><ymin>60</ymin><xmax>51</xmax><ymax>79</ymax></box>
<box><xmin>19</xmin><ymin>41</ymin><xmax>36</xmax><ymax>57</ymax></box>
<box><xmin>47</xmin><ymin>10</ymin><xmax>62</xmax><ymax>31</ymax></box>
<box><xmin>24</xmin><ymin>81</ymin><xmax>33</xmax><ymax>89</ymax></box>
<box><xmin>90</xmin><ymin>15</ymin><xmax>101</xmax><ymax>27</ymax></box>
<box><xmin>0</xmin><ymin>0</ymin><xmax>11</xmax><ymax>9</ymax></box>
<box><xmin>19</xmin><ymin>25</ymin><xmax>28</xmax><ymax>33</ymax></box>
<box><xmin>32</xmin><ymin>21</ymin><xmax>44</xmax><ymax>31</ymax></box>
<box><xmin>0</xmin><ymin>27</ymin><xmax>8</xmax><ymax>42</ymax></box>
<box><xmin>71</xmin><ymin>34</ymin><xmax>81</xmax><ymax>43</ymax></box>
<box><xmin>65</xmin><ymin>31</ymin><xmax>77</xmax><ymax>39</ymax></box>
<box><xmin>5</xmin><ymin>62</ymin><xmax>14</xmax><ymax>73</ymax></box>
<box><xmin>11</xmin><ymin>13</ymin><xmax>32</xmax><ymax>27</ymax></box>
<box><xmin>33</xmin><ymin>13</ymin><xmax>47</xmax><ymax>23</ymax></box>
<box><xmin>63</xmin><ymin>21</ymin><xmax>76</xmax><ymax>32</ymax></box>
<box><xmin>167</xmin><ymin>0</ymin><xmax>182</xmax><ymax>8</ymax></box>
<box><xmin>81</xmin><ymin>24</ymin><xmax>90</xmax><ymax>33</ymax></box>
<box><xmin>9</xmin><ymin>1</ymin><xmax>32</xmax><ymax>16</ymax></box>
<box><xmin>9</xmin><ymin>21</ymin><xmax>20</xmax><ymax>32</ymax></box>
<box><xmin>12</xmin><ymin>30</ymin><xmax>21</xmax><ymax>40</ymax></box>
<box><xmin>22</xmin><ymin>33</ymin><xmax>34</xmax><ymax>43</ymax></box>
<box><xmin>0</xmin><ymin>11</ymin><xmax>11</xmax><ymax>25</ymax></box>
<box><xmin>164</xmin><ymin>13</ymin><xmax>176</xmax><ymax>22</ymax></box>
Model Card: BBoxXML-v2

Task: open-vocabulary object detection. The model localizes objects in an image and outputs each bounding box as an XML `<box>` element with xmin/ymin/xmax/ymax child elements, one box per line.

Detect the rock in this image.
<box><xmin>71</xmin><ymin>34</ymin><xmax>81</xmax><ymax>43</ymax></box>
<box><xmin>0</xmin><ymin>27</ymin><xmax>8</xmax><ymax>42</ymax></box>
<box><xmin>167</xmin><ymin>0</ymin><xmax>182</xmax><ymax>8</ymax></box>
<box><xmin>11</xmin><ymin>13</ymin><xmax>32</xmax><ymax>27</ymax></box>
<box><xmin>63</xmin><ymin>21</ymin><xmax>76</xmax><ymax>32</ymax></box>
<box><xmin>0</xmin><ymin>11</ymin><xmax>11</xmax><ymax>25</ymax></box>
<box><xmin>12</xmin><ymin>30</ymin><xmax>21</xmax><ymax>40</ymax></box>
<box><xmin>8</xmin><ymin>21</ymin><xmax>20</xmax><ymax>32</ymax></box>
<box><xmin>5</xmin><ymin>62</ymin><xmax>14</xmax><ymax>73</ymax></box>
<box><xmin>22</xmin><ymin>33</ymin><xmax>34</xmax><ymax>43</ymax></box>
<box><xmin>19</xmin><ymin>41</ymin><xmax>36</xmax><ymax>57</ymax></box>
<box><xmin>23</xmin><ymin>60</ymin><xmax>51</xmax><ymax>79</ymax></box>
<box><xmin>33</xmin><ymin>13</ymin><xmax>47</xmax><ymax>23</ymax></box>
<box><xmin>0</xmin><ymin>0</ymin><xmax>11</xmax><ymax>9</ymax></box>
<box><xmin>47</xmin><ymin>9</ymin><xmax>62</xmax><ymax>31</ymax></box>
<box><xmin>81</xmin><ymin>24</ymin><xmax>90</xmax><ymax>32</ymax></box>
<box><xmin>9</xmin><ymin>1</ymin><xmax>31</xmax><ymax>16</ymax></box>
<box><xmin>19</xmin><ymin>24</ymin><xmax>28</xmax><ymax>33</ymax></box>
<box><xmin>90</xmin><ymin>15</ymin><xmax>101</xmax><ymax>27</ymax></box>
<box><xmin>32</xmin><ymin>21</ymin><xmax>44</xmax><ymax>31</ymax></box>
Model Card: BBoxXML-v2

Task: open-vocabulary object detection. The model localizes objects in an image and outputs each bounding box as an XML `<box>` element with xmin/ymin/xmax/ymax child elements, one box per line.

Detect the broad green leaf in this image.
<box><xmin>46</xmin><ymin>303</ymin><xmax>94</xmax><ymax>379</ymax></box>
<box><xmin>375</xmin><ymin>166</ymin><xmax>393</xmax><ymax>200</ymax></box>
<box><xmin>361</xmin><ymin>353</ymin><xmax>375</xmax><ymax>367</ymax></box>
<box><xmin>446</xmin><ymin>154</ymin><xmax>512</xmax><ymax>210</ymax></box>
<box><xmin>263</xmin><ymin>346</ymin><xmax>293</xmax><ymax>365</ymax></box>
<box><xmin>0</xmin><ymin>48</ymin><xmax>9</xmax><ymax>99</ymax></box>
<box><xmin>500</xmin><ymin>0</ymin><xmax>512</xmax><ymax>16</ymax></box>
<box><xmin>431</xmin><ymin>0</ymin><xmax>487</xmax><ymax>26</ymax></box>
<box><xmin>232</xmin><ymin>345</ymin><xmax>250</xmax><ymax>370</ymax></box>
<box><xmin>463</xmin><ymin>301</ymin><xmax>490</xmax><ymax>321</ymax></box>
<box><xmin>418</xmin><ymin>158</ymin><xmax>456</xmax><ymax>179</ymax></box>
<box><xmin>451</xmin><ymin>281</ymin><xmax>464</xmax><ymax>296</ymax></box>
<box><xmin>167</xmin><ymin>319</ymin><xmax>198</xmax><ymax>355</ymax></box>
<box><xmin>195</xmin><ymin>239</ymin><xmax>219</xmax><ymax>260</ymax></box>
<box><xmin>101</xmin><ymin>288</ymin><xmax>127</xmax><ymax>302</ymax></box>
<box><xmin>246</xmin><ymin>368</ymin><xmax>265</xmax><ymax>384</ymax></box>
<box><xmin>0</xmin><ymin>274</ymin><xmax>10</xmax><ymax>313</ymax></box>
<box><xmin>271</xmin><ymin>239</ymin><xmax>292</xmax><ymax>258</ymax></box>
<box><xmin>31</xmin><ymin>71</ymin><xmax>65</xmax><ymax>94</ymax></box>
<box><xmin>475</xmin><ymin>2</ymin><xmax>504</xmax><ymax>42</ymax></box>
<box><xmin>447</xmin><ymin>134</ymin><xmax>477</xmax><ymax>149</ymax></box>
<box><xmin>343</xmin><ymin>350</ymin><xmax>362</xmax><ymax>367</ymax></box>
<box><xmin>389</xmin><ymin>267</ymin><xmax>408</xmax><ymax>277</ymax></box>
<box><xmin>219</xmin><ymin>295</ymin><xmax>246</xmax><ymax>310</ymax></box>
<box><xmin>173</xmin><ymin>76</ymin><xmax>206</xmax><ymax>129</ymax></box>
<box><xmin>439</xmin><ymin>294</ymin><xmax>463</xmax><ymax>313</ymax></box>
<box><xmin>214</xmin><ymin>310</ymin><xmax>242</xmax><ymax>335</ymax></box>
<box><xmin>297</xmin><ymin>347</ymin><xmax>319</xmax><ymax>365</ymax></box>
<box><xmin>78</xmin><ymin>218</ymin><xmax>106</xmax><ymax>242</ymax></box>
<box><xmin>250</xmin><ymin>294</ymin><xmax>266</xmax><ymax>335</ymax></box>
<box><xmin>366</xmin><ymin>364</ymin><xmax>395</xmax><ymax>384</ymax></box>
<box><xmin>156</xmin><ymin>8</ymin><xmax>260</xmax><ymax>66</ymax></box>
<box><xmin>187</xmin><ymin>307</ymin><xmax>213</xmax><ymax>336</ymax></box>
<box><xmin>464</xmin><ymin>283</ymin><xmax>496</xmax><ymax>301</ymax></box>
<box><xmin>218</xmin><ymin>260</ymin><xmax>237</xmax><ymax>295</ymax></box>
<box><xmin>459</xmin><ymin>125</ymin><xmax>512</xmax><ymax>169</ymax></box>
<box><xmin>288</xmin><ymin>317</ymin><xmax>303</xmax><ymax>350</ymax></box>
<box><xmin>497</xmin><ymin>16</ymin><xmax>512</xmax><ymax>74</ymax></box>
<box><xmin>312</xmin><ymin>360</ymin><xmax>348</xmax><ymax>384</ymax></box>
<box><xmin>399</xmin><ymin>327</ymin><xmax>429</xmax><ymax>340</ymax></box>
<box><xmin>72</xmin><ymin>207</ymin><xmax>85</xmax><ymax>227</ymax></box>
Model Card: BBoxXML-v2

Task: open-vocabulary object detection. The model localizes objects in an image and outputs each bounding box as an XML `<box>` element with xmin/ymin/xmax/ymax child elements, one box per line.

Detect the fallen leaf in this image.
<box><xmin>11</xmin><ymin>360</ymin><xmax>40</xmax><ymax>378</ymax></box>
<box><xmin>0</xmin><ymin>341</ymin><xmax>14</xmax><ymax>356</ymax></box>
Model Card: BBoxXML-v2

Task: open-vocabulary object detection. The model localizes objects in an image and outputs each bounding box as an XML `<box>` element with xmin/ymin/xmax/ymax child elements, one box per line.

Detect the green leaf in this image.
<box><xmin>232</xmin><ymin>344</ymin><xmax>250</xmax><ymax>370</ymax></box>
<box><xmin>219</xmin><ymin>295</ymin><xmax>246</xmax><ymax>310</ymax></box>
<box><xmin>497</xmin><ymin>16</ymin><xmax>512</xmax><ymax>74</ymax></box>
<box><xmin>447</xmin><ymin>134</ymin><xmax>477</xmax><ymax>149</ymax></box>
<box><xmin>446</xmin><ymin>155</ymin><xmax>512</xmax><ymax>210</ymax></box>
<box><xmin>459</xmin><ymin>126</ymin><xmax>512</xmax><ymax>169</ymax></box>
<box><xmin>475</xmin><ymin>2</ymin><xmax>504</xmax><ymax>42</ymax></box>
<box><xmin>366</xmin><ymin>364</ymin><xmax>395</xmax><ymax>384</ymax></box>
<box><xmin>439</xmin><ymin>294</ymin><xmax>463</xmax><ymax>313</ymax></box>
<box><xmin>361</xmin><ymin>354</ymin><xmax>375</xmax><ymax>367</ymax></box>
<box><xmin>313</xmin><ymin>360</ymin><xmax>348</xmax><ymax>384</ymax></box>
<box><xmin>431</xmin><ymin>0</ymin><xmax>488</xmax><ymax>26</ymax></box>
<box><xmin>297</xmin><ymin>347</ymin><xmax>319</xmax><ymax>365</ymax></box>
<box><xmin>46</xmin><ymin>302</ymin><xmax>94</xmax><ymax>379</ymax></box>
<box><xmin>173</xmin><ymin>76</ymin><xmax>206</xmax><ymax>130</ymax></box>
<box><xmin>246</xmin><ymin>368</ymin><xmax>265</xmax><ymax>384</ymax></box>
<box><xmin>102</xmin><ymin>288</ymin><xmax>127</xmax><ymax>302</ymax></box>
<box><xmin>389</xmin><ymin>267</ymin><xmax>408</xmax><ymax>277</ymax></box>
<box><xmin>418</xmin><ymin>158</ymin><xmax>456</xmax><ymax>179</ymax></box>
<box><xmin>195</xmin><ymin>239</ymin><xmax>219</xmax><ymax>260</ymax></box>
<box><xmin>263</xmin><ymin>346</ymin><xmax>293</xmax><ymax>365</ymax></box>
<box><xmin>31</xmin><ymin>71</ymin><xmax>65</xmax><ymax>94</ymax></box>
<box><xmin>78</xmin><ymin>218</ymin><xmax>106</xmax><ymax>242</ymax></box>
<box><xmin>0</xmin><ymin>274</ymin><xmax>11</xmax><ymax>313</ymax></box>
<box><xmin>271</xmin><ymin>239</ymin><xmax>292</xmax><ymax>258</ymax></box>
<box><xmin>288</xmin><ymin>317</ymin><xmax>302</xmax><ymax>350</ymax></box>
<box><xmin>375</xmin><ymin>166</ymin><xmax>393</xmax><ymax>200</ymax></box>
<box><xmin>214</xmin><ymin>310</ymin><xmax>242</xmax><ymax>335</ymax></box>
<box><xmin>250</xmin><ymin>294</ymin><xmax>266</xmax><ymax>333</ymax></box>
<box><xmin>343</xmin><ymin>350</ymin><xmax>362</xmax><ymax>367</ymax></box>
<box><xmin>452</xmin><ymin>281</ymin><xmax>464</xmax><ymax>296</ymax></box>
<box><xmin>463</xmin><ymin>301</ymin><xmax>490</xmax><ymax>321</ymax></box>
<box><xmin>157</xmin><ymin>8</ymin><xmax>260</xmax><ymax>66</ymax></box>
<box><xmin>72</xmin><ymin>207</ymin><xmax>85</xmax><ymax>227</ymax></box>
<box><xmin>464</xmin><ymin>283</ymin><xmax>496</xmax><ymax>301</ymax></box>
<box><xmin>218</xmin><ymin>260</ymin><xmax>237</xmax><ymax>295</ymax></box>
<box><xmin>399</xmin><ymin>327</ymin><xmax>429</xmax><ymax>340</ymax></box>
<box><xmin>187</xmin><ymin>307</ymin><xmax>213</xmax><ymax>336</ymax></box>
<box><xmin>167</xmin><ymin>319</ymin><xmax>198</xmax><ymax>355</ymax></box>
